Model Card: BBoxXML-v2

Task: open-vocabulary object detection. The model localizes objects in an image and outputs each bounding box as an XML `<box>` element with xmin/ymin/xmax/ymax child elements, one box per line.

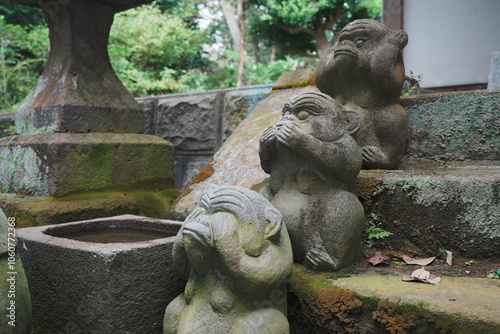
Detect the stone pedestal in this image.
<box><xmin>1</xmin><ymin>0</ymin><xmax>176</xmax><ymax>226</ymax></box>
<box><xmin>15</xmin><ymin>0</ymin><xmax>150</xmax><ymax>134</ymax></box>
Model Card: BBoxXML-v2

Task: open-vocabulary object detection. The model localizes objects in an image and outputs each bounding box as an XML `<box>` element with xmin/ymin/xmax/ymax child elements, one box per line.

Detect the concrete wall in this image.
<box><xmin>403</xmin><ymin>0</ymin><xmax>500</xmax><ymax>88</ymax></box>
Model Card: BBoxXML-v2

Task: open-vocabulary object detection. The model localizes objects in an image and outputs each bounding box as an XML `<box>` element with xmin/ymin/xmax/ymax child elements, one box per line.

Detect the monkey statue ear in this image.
<box><xmin>345</xmin><ymin>110</ymin><xmax>361</xmax><ymax>135</ymax></box>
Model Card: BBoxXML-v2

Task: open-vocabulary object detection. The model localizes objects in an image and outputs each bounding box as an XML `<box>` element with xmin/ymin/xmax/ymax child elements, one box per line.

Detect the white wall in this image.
<box><xmin>402</xmin><ymin>0</ymin><xmax>500</xmax><ymax>88</ymax></box>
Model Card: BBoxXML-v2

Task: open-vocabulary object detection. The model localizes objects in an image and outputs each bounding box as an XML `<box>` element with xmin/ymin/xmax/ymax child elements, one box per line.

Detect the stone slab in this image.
<box><xmin>222</xmin><ymin>85</ymin><xmax>272</xmax><ymax>140</ymax></box>
<box><xmin>152</xmin><ymin>92</ymin><xmax>223</xmax><ymax>154</ymax></box>
<box><xmin>0</xmin><ymin>197</ymin><xmax>139</xmax><ymax>228</ymax></box>
<box><xmin>17</xmin><ymin>215</ymin><xmax>185</xmax><ymax>334</ymax></box>
<box><xmin>488</xmin><ymin>52</ymin><xmax>500</xmax><ymax>89</ymax></box>
<box><xmin>288</xmin><ymin>265</ymin><xmax>500</xmax><ymax>333</ymax></box>
<box><xmin>402</xmin><ymin>89</ymin><xmax>500</xmax><ymax>162</ymax></box>
<box><xmin>0</xmin><ymin>133</ymin><xmax>174</xmax><ymax>197</ymax></box>
<box><xmin>332</xmin><ymin>274</ymin><xmax>500</xmax><ymax>326</ymax></box>
<box><xmin>358</xmin><ymin>166</ymin><xmax>500</xmax><ymax>259</ymax></box>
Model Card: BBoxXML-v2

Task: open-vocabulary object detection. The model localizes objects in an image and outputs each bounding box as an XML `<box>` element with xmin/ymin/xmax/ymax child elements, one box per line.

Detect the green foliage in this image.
<box><xmin>0</xmin><ymin>124</ymin><xmax>15</xmax><ymax>138</ymax></box>
<box><xmin>487</xmin><ymin>269</ymin><xmax>500</xmax><ymax>279</ymax></box>
<box><xmin>253</xmin><ymin>0</ymin><xmax>383</xmax><ymax>56</ymax></box>
<box><xmin>109</xmin><ymin>5</ymin><xmax>211</xmax><ymax>96</ymax></box>
<box><xmin>366</xmin><ymin>227</ymin><xmax>394</xmax><ymax>240</ymax></box>
<box><xmin>0</xmin><ymin>0</ymin><xmax>45</xmax><ymax>26</ymax></box>
<box><xmin>0</xmin><ymin>15</ymin><xmax>48</xmax><ymax>113</ymax></box>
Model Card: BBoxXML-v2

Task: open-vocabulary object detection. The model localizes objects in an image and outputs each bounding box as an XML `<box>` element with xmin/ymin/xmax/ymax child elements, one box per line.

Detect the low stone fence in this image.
<box><xmin>137</xmin><ymin>84</ymin><xmax>273</xmax><ymax>188</ymax></box>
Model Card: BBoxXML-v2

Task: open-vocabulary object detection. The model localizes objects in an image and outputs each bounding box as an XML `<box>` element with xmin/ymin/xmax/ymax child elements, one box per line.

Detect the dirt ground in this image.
<box><xmin>343</xmin><ymin>248</ymin><xmax>500</xmax><ymax>279</ymax></box>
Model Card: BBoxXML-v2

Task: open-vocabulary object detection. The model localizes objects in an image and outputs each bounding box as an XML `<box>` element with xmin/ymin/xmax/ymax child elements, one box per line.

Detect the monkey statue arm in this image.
<box><xmin>259</xmin><ymin>125</ymin><xmax>278</xmax><ymax>174</ymax></box>
<box><xmin>211</xmin><ymin>212</ymin><xmax>293</xmax><ymax>297</ymax></box>
<box><xmin>370</xmin><ymin>30</ymin><xmax>408</xmax><ymax>102</ymax></box>
<box><xmin>276</xmin><ymin>118</ymin><xmax>357</xmax><ymax>177</ymax></box>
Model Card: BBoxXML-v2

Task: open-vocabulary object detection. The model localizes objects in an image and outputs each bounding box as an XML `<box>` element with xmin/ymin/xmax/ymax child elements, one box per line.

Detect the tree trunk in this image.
<box><xmin>220</xmin><ymin>0</ymin><xmax>241</xmax><ymax>51</ymax></box>
<box><xmin>236</xmin><ymin>0</ymin><xmax>246</xmax><ymax>87</ymax></box>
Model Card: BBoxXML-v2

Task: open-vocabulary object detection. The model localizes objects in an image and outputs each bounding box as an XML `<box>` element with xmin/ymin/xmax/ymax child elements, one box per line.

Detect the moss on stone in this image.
<box><xmin>288</xmin><ymin>266</ymin><xmax>500</xmax><ymax>333</ymax></box>
<box><xmin>1</xmin><ymin>188</ymin><xmax>180</xmax><ymax>228</ymax></box>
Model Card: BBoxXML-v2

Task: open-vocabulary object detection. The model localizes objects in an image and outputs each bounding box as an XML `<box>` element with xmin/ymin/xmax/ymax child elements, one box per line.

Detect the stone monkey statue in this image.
<box><xmin>259</xmin><ymin>92</ymin><xmax>365</xmax><ymax>271</ymax></box>
<box><xmin>163</xmin><ymin>186</ymin><xmax>293</xmax><ymax>334</ymax></box>
<box><xmin>315</xmin><ymin>19</ymin><xmax>409</xmax><ymax>169</ymax></box>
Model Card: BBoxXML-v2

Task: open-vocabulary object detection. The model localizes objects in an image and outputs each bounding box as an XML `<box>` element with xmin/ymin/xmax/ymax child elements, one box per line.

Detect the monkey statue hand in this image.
<box><xmin>362</xmin><ymin>145</ymin><xmax>389</xmax><ymax>169</ymax></box>
<box><xmin>276</xmin><ymin>117</ymin><xmax>307</xmax><ymax>150</ymax></box>
<box><xmin>260</xmin><ymin>125</ymin><xmax>278</xmax><ymax>147</ymax></box>
<box><xmin>387</xmin><ymin>30</ymin><xmax>408</xmax><ymax>49</ymax></box>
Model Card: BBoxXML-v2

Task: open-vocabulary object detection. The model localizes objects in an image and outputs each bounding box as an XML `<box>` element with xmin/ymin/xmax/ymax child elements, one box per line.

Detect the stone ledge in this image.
<box><xmin>358</xmin><ymin>165</ymin><xmax>500</xmax><ymax>258</ymax></box>
<box><xmin>288</xmin><ymin>265</ymin><xmax>500</xmax><ymax>333</ymax></box>
<box><xmin>0</xmin><ymin>133</ymin><xmax>174</xmax><ymax>197</ymax></box>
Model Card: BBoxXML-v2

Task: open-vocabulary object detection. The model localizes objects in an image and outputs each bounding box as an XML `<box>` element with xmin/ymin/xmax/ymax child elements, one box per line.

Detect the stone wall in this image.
<box><xmin>136</xmin><ymin>84</ymin><xmax>273</xmax><ymax>189</ymax></box>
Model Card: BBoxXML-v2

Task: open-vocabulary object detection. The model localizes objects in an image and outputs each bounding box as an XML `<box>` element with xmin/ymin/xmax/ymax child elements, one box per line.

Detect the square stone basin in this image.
<box><xmin>16</xmin><ymin>215</ymin><xmax>185</xmax><ymax>334</ymax></box>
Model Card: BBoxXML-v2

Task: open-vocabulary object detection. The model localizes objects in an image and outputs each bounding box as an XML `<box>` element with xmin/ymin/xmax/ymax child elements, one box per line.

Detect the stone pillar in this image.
<box><xmin>15</xmin><ymin>0</ymin><xmax>148</xmax><ymax>134</ymax></box>
<box><xmin>1</xmin><ymin>0</ymin><xmax>176</xmax><ymax>226</ymax></box>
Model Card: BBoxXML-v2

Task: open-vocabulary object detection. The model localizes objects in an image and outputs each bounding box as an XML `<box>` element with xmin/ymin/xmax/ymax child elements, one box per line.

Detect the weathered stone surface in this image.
<box><xmin>223</xmin><ymin>84</ymin><xmax>272</xmax><ymax>140</ymax></box>
<box><xmin>259</xmin><ymin>92</ymin><xmax>365</xmax><ymax>271</ymax></box>
<box><xmin>154</xmin><ymin>92</ymin><xmax>223</xmax><ymax>154</ymax></box>
<box><xmin>0</xmin><ymin>208</ymin><xmax>32</xmax><ymax>334</ymax></box>
<box><xmin>289</xmin><ymin>264</ymin><xmax>500</xmax><ymax>333</ymax></box>
<box><xmin>0</xmin><ymin>197</ymin><xmax>139</xmax><ymax>228</ymax></box>
<box><xmin>137</xmin><ymin>85</ymin><xmax>273</xmax><ymax>190</ymax></box>
<box><xmin>488</xmin><ymin>52</ymin><xmax>500</xmax><ymax>89</ymax></box>
<box><xmin>402</xmin><ymin>90</ymin><xmax>500</xmax><ymax>162</ymax></box>
<box><xmin>0</xmin><ymin>133</ymin><xmax>174</xmax><ymax>197</ymax></box>
<box><xmin>316</xmin><ymin>19</ymin><xmax>409</xmax><ymax>169</ymax></box>
<box><xmin>17</xmin><ymin>215</ymin><xmax>184</xmax><ymax>334</ymax></box>
<box><xmin>169</xmin><ymin>85</ymin><xmax>320</xmax><ymax>218</ymax></box>
<box><xmin>15</xmin><ymin>0</ymin><xmax>146</xmax><ymax>134</ymax></box>
<box><xmin>358</xmin><ymin>167</ymin><xmax>500</xmax><ymax>258</ymax></box>
<box><xmin>173</xmin><ymin>155</ymin><xmax>212</xmax><ymax>190</ymax></box>
<box><xmin>164</xmin><ymin>186</ymin><xmax>292</xmax><ymax>334</ymax></box>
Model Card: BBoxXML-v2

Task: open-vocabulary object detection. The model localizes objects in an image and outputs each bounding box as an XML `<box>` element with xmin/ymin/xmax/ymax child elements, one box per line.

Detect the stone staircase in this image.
<box><xmin>168</xmin><ymin>70</ymin><xmax>500</xmax><ymax>331</ymax></box>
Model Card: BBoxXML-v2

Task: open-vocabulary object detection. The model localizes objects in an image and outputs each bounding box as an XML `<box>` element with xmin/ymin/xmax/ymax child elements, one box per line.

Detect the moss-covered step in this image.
<box><xmin>288</xmin><ymin>264</ymin><xmax>500</xmax><ymax>334</ymax></box>
<box><xmin>358</xmin><ymin>166</ymin><xmax>500</xmax><ymax>259</ymax></box>
<box><xmin>0</xmin><ymin>189</ymin><xmax>179</xmax><ymax>228</ymax></box>
<box><xmin>0</xmin><ymin>133</ymin><xmax>174</xmax><ymax>197</ymax></box>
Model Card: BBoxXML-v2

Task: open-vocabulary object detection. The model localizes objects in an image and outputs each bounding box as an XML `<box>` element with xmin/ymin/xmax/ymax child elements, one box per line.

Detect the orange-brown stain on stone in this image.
<box><xmin>289</xmin><ymin>265</ymin><xmax>363</xmax><ymax>333</ymax></box>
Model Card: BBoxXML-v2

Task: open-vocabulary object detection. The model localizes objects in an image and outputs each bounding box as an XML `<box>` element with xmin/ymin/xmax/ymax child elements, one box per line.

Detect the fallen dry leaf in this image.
<box><xmin>401</xmin><ymin>255</ymin><xmax>436</xmax><ymax>266</ymax></box>
<box><xmin>411</xmin><ymin>266</ymin><xmax>431</xmax><ymax>280</ymax></box>
<box><xmin>445</xmin><ymin>250</ymin><xmax>453</xmax><ymax>266</ymax></box>
<box><xmin>368</xmin><ymin>252</ymin><xmax>390</xmax><ymax>266</ymax></box>
<box><xmin>425</xmin><ymin>276</ymin><xmax>441</xmax><ymax>284</ymax></box>
<box><xmin>402</xmin><ymin>267</ymin><xmax>441</xmax><ymax>284</ymax></box>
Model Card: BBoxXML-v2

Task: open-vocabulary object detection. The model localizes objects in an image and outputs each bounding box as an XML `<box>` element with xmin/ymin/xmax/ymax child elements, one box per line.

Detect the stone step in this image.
<box><xmin>288</xmin><ymin>265</ymin><xmax>500</xmax><ymax>333</ymax></box>
<box><xmin>358</xmin><ymin>164</ymin><xmax>500</xmax><ymax>259</ymax></box>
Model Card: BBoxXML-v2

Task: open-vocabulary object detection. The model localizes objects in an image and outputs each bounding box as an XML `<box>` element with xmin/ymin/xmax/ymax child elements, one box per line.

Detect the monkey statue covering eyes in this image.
<box><xmin>163</xmin><ymin>185</ymin><xmax>293</xmax><ymax>334</ymax></box>
<box><xmin>316</xmin><ymin>19</ymin><xmax>409</xmax><ymax>170</ymax></box>
<box><xmin>259</xmin><ymin>92</ymin><xmax>365</xmax><ymax>272</ymax></box>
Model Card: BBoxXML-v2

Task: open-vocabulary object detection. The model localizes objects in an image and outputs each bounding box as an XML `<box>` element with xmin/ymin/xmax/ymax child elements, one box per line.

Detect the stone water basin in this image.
<box><xmin>17</xmin><ymin>215</ymin><xmax>185</xmax><ymax>334</ymax></box>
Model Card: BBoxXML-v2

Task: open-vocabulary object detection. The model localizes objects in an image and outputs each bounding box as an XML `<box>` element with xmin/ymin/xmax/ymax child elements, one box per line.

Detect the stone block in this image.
<box><xmin>222</xmin><ymin>84</ymin><xmax>272</xmax><ymax>140</ymax></box>
<box><xmin>402</xmin><ymin>90</ymin><xmax>500</xmax><ymax>162</ymax></box>
<box><xmin>488</xmin><ymin>52</ymin><xmax>500</xmax><ymax>89</ymax></box>
<box><xmin>358</xmin><ymin>167</ymin><xmax>500</xmax><ymax>259</ymax></box>
<box><xmin>153</xmin><ymin>92</ymin><xmax>223</xmax><ymax>154</ymax></box>
<box><xmin>0</xmin><ymin>133</ymin><xmax>174</xmax><ymax>197</ymax></box>
<box><xmin>173</xmin><ymin>155</ymin><xmax>212</xmax><ymax>190</ymax></box>
<box><xmin>17</xmin><ymin>215</ymin><xmax>185</xmax><ymax>334</ymax></box>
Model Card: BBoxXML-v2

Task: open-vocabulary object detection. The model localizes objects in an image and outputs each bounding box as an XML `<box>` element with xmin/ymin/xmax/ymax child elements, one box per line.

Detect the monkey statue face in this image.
<box><xmin>278</xmin><ymin>92</ymin><xmax>360</xmax><ymax>144</ymax></box>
